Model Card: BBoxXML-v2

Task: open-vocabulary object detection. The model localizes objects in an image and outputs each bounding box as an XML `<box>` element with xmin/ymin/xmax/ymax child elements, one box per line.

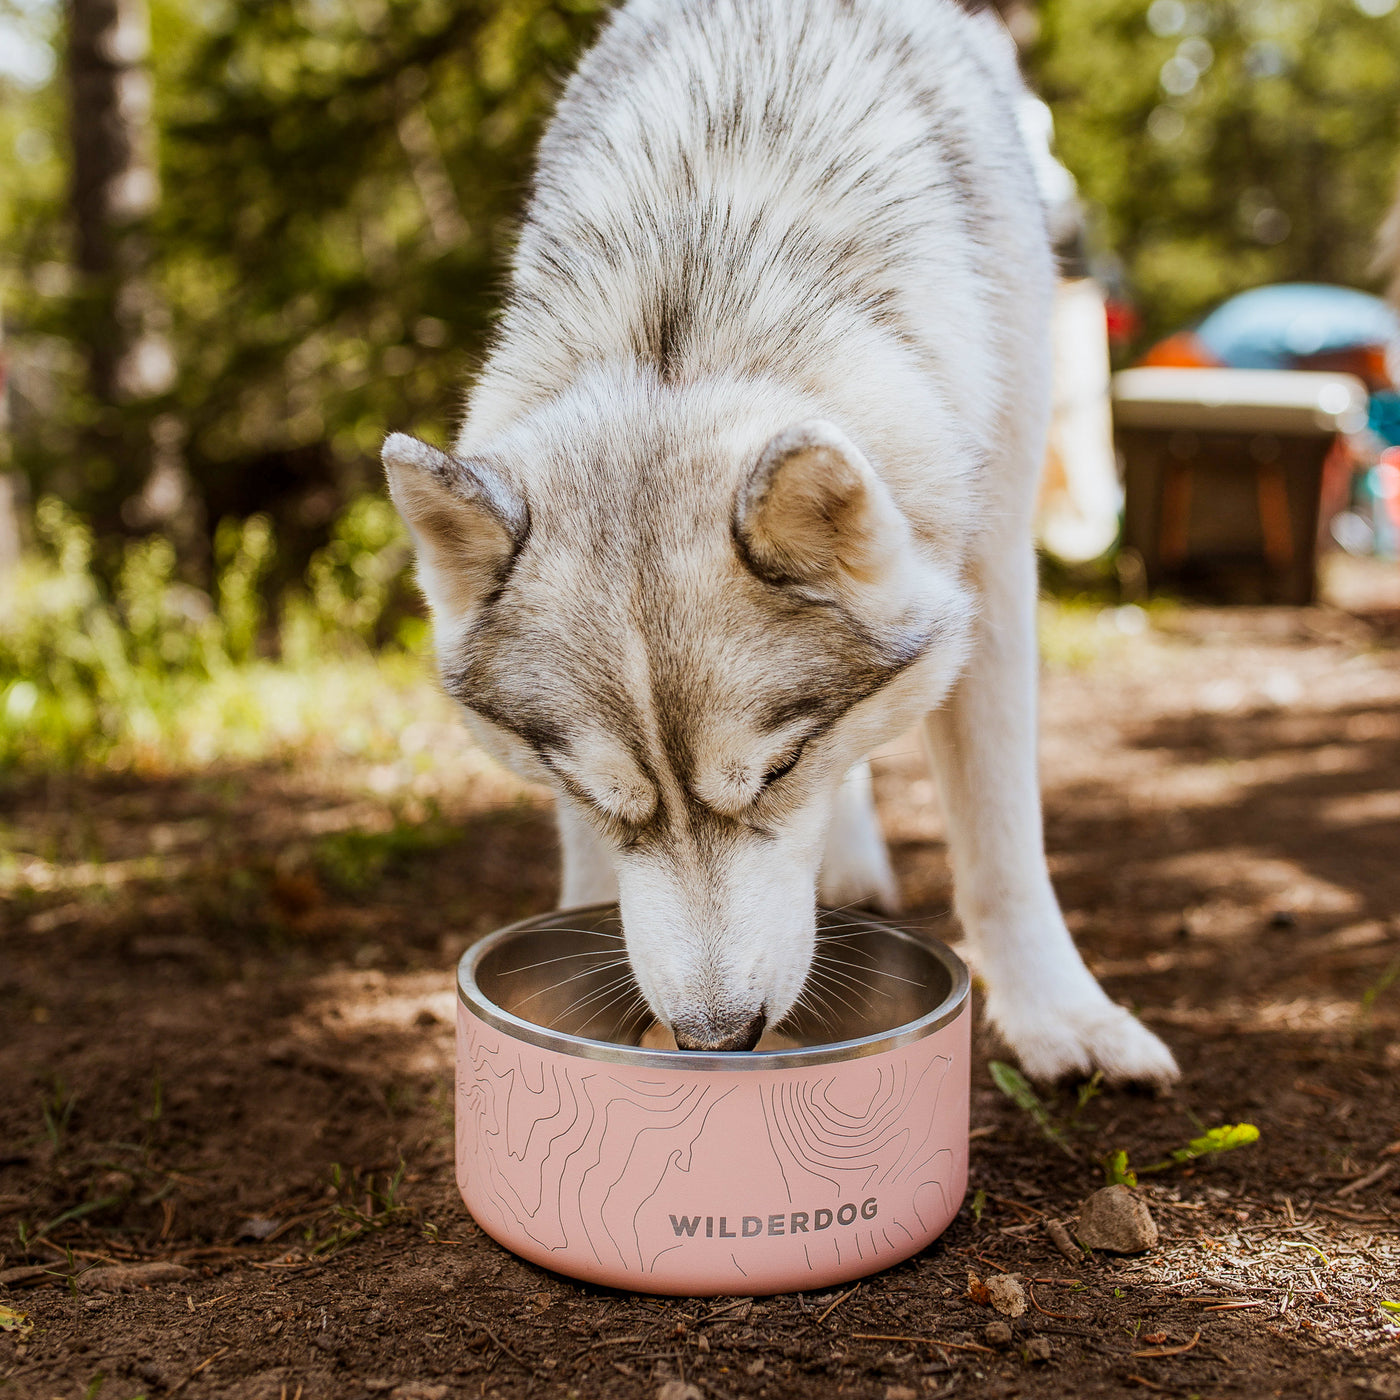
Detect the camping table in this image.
<box><xmin>1113</xmin><ymin>367</ymin><xmax>1369</xmax><ymax>605</ymax></box>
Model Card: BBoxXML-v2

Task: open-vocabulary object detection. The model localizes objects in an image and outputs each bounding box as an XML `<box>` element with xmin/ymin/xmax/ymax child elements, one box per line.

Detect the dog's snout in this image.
<box><xmin>672</xmin><ymin>1006</ymin><xmax>767</xmax><ymax>1052</ymax></box>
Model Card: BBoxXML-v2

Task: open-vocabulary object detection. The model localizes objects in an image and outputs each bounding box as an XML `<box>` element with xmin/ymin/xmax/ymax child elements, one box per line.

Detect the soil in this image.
<box><xmin>3</xmin><ymin>589</ymin><xmax>1400</xmax><ymax>1400</ymax></box>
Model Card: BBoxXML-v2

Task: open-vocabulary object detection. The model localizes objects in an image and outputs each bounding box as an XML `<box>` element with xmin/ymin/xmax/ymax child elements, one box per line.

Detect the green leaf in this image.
<box><xmin>1379</xmin><ymin>1300</ymin><xmax>1400</xmax><ymax>1315</ymax></box>
<box><xmin>1102</xmin><ymin>1148</ymin><xmax>1138</xmax><ymax>1188</ymax></box>
<box><xmin>1141</xmin><ymin>1123</ymin><xmax>1260</xmax><ymax>1174</ymax></box>
<box><xmin>970</xmin><ymin>1188</ymin><xmax>986</xmax><ymax>1223</ymax></box>
<box><xmin>988</xmin><ymin>1060</ymin><xmax>1077</xmax><ymax>1160</ymax></box>
<box><xmin>0</xmin><ymin>1304</ymin><xmax>33</xmax><ymax>1337</ymax></box>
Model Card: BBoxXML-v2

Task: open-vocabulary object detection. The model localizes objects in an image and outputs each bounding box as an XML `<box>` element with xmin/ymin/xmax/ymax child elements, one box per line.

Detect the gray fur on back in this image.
<box><xmin>463</xmin><ymin>0</ymin><xmax>1048</xmax><ymax>469</ymax></box>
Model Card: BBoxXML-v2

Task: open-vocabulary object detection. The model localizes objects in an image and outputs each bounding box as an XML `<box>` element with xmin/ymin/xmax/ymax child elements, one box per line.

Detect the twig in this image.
<box><xmin>852</xmin><ymin>1333</ymin><xmax>995</xmax><ymax>1356</ymax></box>
<box><xmin>1125</xmin><ymin>1374</ymin><xmax>1172</xmax><ymax>1391</ymax></box>
<box><xmin>1045</xmin><ymin>1219</ymin><xmax>1083</xmax><ymax>1264</ymax></box>
<box><xmin>966</xmin><ymin>1248</ymin><xmax>1013</xmax><ymax>1274</ymax></box>
<box><xmin>1027</xmin><ymin>1282</ymin><xmax>1078</xmax><ymax>1320</ymax></box>
<box><xmin>816</xmin><ymin>1283</ymin><xmax>859</xmax><ymax>1325</ymax></box>
<box><xmin>1336</xmin><ymin>1162</ymin><xmax>1394</xmax><ymax>1197</ymax></box>
<box><xmin>567</xmin><ymin>1335</ymin><xmax>648</xmax><ymax>1362</ymax></box>
<box><xmin>1131</xmin><ymin>1330</ymin><xmax>1200</xmax><ymax>1359</ymax></box>
<box><xmin>169</xmin><ymin>1347</ymin><xmax>229</xmax><ymax>1394</ymax></box>
<box><xmin>1203</xmin><ymin>1301</ymin><xmax>1265</xmax><ymax>1312</ymax></box>
<box><xmin>481</xmin><ymin>1326</ymin><xmax>545</xmax><ymax>1378</ymax></box>
<box><xmin>988</xmin><ymin>1193</ymin><xmax>1045</xmax><ymax>1220</ymax></box>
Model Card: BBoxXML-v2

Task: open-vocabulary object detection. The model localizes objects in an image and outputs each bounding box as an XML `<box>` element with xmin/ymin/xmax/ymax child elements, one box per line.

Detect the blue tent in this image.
<box><xmin>1195</xmin><ymin>283</ymin><xmax>1399</xmax><ymax>370</ymax></box>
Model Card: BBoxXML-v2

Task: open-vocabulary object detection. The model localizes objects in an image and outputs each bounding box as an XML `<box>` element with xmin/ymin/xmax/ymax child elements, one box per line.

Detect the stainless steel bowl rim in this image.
<box><xmin>456</xmin><ymin>902</ymin><xmax>970</xmax><ymax>1070</ymax></box>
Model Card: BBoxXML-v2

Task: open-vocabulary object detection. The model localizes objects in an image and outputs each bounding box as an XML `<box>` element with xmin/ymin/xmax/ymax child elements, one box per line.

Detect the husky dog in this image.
<box><xmin>383</xmin><ymin>0</ymin><xmax>1178</xmax><ymax>1081</ymax></box>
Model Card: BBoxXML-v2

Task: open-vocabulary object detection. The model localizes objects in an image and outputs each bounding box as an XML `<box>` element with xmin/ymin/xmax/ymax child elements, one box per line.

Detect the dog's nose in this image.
<box><xmin>672</xmin><ymin>1007</ymin><xmax>767</xmax><ymax>1052</ymax></box>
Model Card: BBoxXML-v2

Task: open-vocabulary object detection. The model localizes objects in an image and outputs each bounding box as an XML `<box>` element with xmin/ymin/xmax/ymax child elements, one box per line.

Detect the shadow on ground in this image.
<box><xmin>2</xmin><ymin>605</ymin><xmax>1398</xmax><ymax>1399</ymax></box>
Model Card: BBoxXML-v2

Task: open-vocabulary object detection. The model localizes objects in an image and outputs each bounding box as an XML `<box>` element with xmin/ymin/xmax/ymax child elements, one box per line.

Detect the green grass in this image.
<box><xmin>0</xmin><ymin>495</ymin><xmax>428</xmax><ymax>776</ymax></box>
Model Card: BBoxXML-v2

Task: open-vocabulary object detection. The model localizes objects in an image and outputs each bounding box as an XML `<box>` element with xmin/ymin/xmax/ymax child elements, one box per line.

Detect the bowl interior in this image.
<box><xmin>472</xmin><ymin>906</ymin><xmax>954</xmax><ymax>1049</ymax></box>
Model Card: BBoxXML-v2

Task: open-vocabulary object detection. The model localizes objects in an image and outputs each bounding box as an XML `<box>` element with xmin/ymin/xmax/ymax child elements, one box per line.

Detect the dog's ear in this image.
<box><xmin>382</xmin><ymin>432</ymin><xmax>528</xmax><ymax>617</ymax></box>
<box><xmin>735</xmin><ymin>420</ymin><xmax>900</xmax><ymax>587</ymax></box>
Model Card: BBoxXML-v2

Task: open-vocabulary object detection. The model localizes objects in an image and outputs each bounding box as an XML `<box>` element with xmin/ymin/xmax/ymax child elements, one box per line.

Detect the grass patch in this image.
<box><xmin>0</xmin><ymin>496</ymin><xmax>427</xmax><ymax>776</ymax></box>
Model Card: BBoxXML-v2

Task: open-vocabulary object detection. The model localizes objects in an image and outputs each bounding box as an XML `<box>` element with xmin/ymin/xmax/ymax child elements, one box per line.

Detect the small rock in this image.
<box><xmin>983</xmin><ymin>1320</ymin><xmax>1014</xmax><ymax>1348</ymax></box>
<box><xmin>236</xmin><ymin>1216</ymin><xmax>281</xmax><ymax>1241</ymax></box>
<box><xmin>1025</xmin><ymin>1336</ymin><xmax>1053</xmax><ymax>1363</ymax></box>
<box><xmin>886</xmin><ymin>1387</ymin><xmax>918</xmax><ymax>1400</ymax></box>
<box><xmin>78</xmin><ymin>1262</ymin><xmax>194</xmax><ymax>1293</ymax></box>
<box><xmin>985</xmin><ymin>1273</ymin><xmax>1027</xmax><ymax>1318</ymax></box>
<box><xmin>745</xmin><ymin>1358</ymin><xmax>765</xmax><ymax>1376</ymax></box>
<box><xmin>655</xmin><ymin>1384</ymin><xmax>703</xmax><ymax>1400</ymax></box>
<box><xmin>1075</xmin><ymin>1184</ymin><xmax>1159</xmax><ymax>1254</ymax></box>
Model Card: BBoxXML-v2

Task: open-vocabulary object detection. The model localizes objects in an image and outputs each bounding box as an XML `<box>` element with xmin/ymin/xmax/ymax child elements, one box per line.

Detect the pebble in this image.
<box><xmin>1076</xmin><ymin>1184</ymin><xmax>1159</xmax><ymax>1253</ymax></box>
<box><xmin>983</xmin><ymin>1320</ymin><xmax>1014</xmax><ymax>1347</ymax></box>
<box><xmin>656</xmin><ymin>1384</ymin><xmax>703</xmax><ymax>1400</ymax></box>
<box><xmin>1025</xmin><ymin>1336</ymin><xmax>1053</xmax><ymax>1363</ymax></box>
<box><xmin>986</xmin><ymin>1273</ymin><xmax>1027</xmax><ymax>1318</ymax></box>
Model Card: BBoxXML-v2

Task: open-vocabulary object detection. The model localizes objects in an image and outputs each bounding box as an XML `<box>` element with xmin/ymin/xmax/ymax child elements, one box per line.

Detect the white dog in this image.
<box><xmin>383</xmin><ymin>0</ymin><xmax>1178</xmax><ymax>1082</ymax></box>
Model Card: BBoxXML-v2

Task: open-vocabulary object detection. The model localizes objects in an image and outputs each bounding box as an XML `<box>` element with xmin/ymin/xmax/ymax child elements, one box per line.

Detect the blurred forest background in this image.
<box><xmin>1</xmin><ymin>0</ymin><xmax>1399</xmax><ymax>771</ymax></box>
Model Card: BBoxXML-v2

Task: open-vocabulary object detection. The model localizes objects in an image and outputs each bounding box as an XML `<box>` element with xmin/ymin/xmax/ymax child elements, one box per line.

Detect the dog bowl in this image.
<box><xmin>455</xmin><ymin>903</ymin><xmax>970</xmax><ymax>1295</ymax></box>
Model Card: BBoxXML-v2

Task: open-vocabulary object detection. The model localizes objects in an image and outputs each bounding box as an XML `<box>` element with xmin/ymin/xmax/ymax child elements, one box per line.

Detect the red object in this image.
<box><xmin>1139</xmin><ymin>330</ymin><xmax>1224</xmax><ymax>369</ymax></box>
<box><xmin>1104</xmin><ymin>298</ymin><xmax>1140</xmax><ymax>346</ymax></box>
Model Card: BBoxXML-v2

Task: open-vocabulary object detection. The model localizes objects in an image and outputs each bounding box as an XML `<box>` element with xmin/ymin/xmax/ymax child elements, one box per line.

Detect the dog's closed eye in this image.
<box><xmin>760</xmin><ymin>741</ymin><xmax>807</xmax><ymax>790</ymax></box>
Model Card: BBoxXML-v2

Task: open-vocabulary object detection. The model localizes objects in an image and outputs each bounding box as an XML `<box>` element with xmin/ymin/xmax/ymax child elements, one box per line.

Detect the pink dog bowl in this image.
<box><xmin>455</xmin><ymin>903</ymin><xmax>970</xmax><ymax>1296</ymax></box>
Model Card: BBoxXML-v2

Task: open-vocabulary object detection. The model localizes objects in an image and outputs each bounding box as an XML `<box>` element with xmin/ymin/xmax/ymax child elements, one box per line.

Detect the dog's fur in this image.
<box><xmin>383</xmin><ymin>0</ymin><xmax>1178</xmax><ymax>1080</ymax></box>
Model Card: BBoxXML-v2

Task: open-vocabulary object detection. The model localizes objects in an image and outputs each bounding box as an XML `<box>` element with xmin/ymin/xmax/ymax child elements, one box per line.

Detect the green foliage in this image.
<box><xmin>2</xmin><ymin>0</ymin><xmax>608</xmax><ymax>530</ymax></box>
<box><xmin>1103</xmin><ymin>1147</ymin><xmax>1138</xmax><ymax>1187</ymax></box>
<box><xmin>0</xmin><ymin>496</ymin><xmax>420</xmax><ymax>773</ymax></box>
<box><xmin>314</xmin><ymin>800</ymin><xmax>458</xmax><ymax>894</ymax></box>
<box><xmin>988</xmin><ymin>1059</ymin><xmax>1079</xmax><ymax>1159</ymax></box>
<box><xmin>1032</xmin><ymin>0</ymin><xmax>1400</xmax><ymax>348</ymax></box>
<box><xmin>1103</xmin><ymin>1122</ymin><xmax>1261</xmax><ymax>1183</ymax></box>
<box><xmin>310</xmin><ymin>1158</ymin><xmax>411</xmax><ymax>1255</ymax></box>
<box><xmin>282</xmin><ymin>495</ymin><xmax>419</xmax><ymax>662</ymax></box>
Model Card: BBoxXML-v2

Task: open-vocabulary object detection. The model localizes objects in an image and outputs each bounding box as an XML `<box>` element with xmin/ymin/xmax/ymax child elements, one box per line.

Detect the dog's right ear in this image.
<box><xmin>382</xmin><ymin>432</ymin><xmax>528</xmax><ymax>617</ymax></box>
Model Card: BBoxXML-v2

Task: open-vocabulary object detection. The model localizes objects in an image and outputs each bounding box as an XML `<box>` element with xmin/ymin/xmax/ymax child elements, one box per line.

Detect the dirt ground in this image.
<box><xmin>3</xmin><ymin>582</ymin><xmax>1400</xmax><ymax>1400</ymax></box>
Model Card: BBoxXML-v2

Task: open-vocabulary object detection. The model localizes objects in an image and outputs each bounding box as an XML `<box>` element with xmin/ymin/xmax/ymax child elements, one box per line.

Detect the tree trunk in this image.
<box><xmin>0</xmin><ymin>310</ymin><xmax>23</xmax><ymax>583</ymax></box>
<box><xmin>66</xmin><ymin>0</ymin><xmax>201</xmax><ymax>558</ymax></box>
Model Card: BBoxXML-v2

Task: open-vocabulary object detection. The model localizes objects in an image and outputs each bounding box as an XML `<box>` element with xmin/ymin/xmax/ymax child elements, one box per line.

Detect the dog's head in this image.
<box><xmin>385</xmin><ymin>384</ymin><xmax>972</xmax><ymax>1049</ymax></box>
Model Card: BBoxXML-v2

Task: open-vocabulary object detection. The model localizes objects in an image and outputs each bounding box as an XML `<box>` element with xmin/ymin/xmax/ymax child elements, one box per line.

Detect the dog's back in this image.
<box><xmin>467</xmin><ymin>0</ymin><xmax>1050</xmax><ymax>475</ymax></box>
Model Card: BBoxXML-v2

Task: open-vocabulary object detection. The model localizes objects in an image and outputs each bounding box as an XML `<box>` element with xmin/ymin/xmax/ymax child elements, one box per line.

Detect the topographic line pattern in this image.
<box><xmin>457</xmin><ymin>1009</ymin><xmax>967</xmax><ymax>1292</ymax></box>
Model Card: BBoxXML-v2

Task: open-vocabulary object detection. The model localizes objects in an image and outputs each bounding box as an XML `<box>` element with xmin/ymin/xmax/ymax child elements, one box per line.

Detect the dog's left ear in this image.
<box><xmin>734</xmin><ymin>420</ymin><xmax>902</xmax><ymax>587</ymax></box>
<box><xmin>382</xmin><ymin>432</ymin><xmax>528</xmax><ymax>618</ymax></box>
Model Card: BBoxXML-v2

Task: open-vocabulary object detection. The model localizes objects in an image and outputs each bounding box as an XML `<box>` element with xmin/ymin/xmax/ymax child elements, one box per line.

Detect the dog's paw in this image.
<box><xmin>990</xmin><ymin>993</ymin><xmax>1179</xmax><ymax>1088</ymax></box>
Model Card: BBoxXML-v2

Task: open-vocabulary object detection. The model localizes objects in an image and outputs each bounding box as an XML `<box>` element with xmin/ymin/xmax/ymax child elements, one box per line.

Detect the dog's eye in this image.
<box><xmin>760</xmin><ymin>742</ymin><xmax>806</xmax><ymax>791</ymax></box>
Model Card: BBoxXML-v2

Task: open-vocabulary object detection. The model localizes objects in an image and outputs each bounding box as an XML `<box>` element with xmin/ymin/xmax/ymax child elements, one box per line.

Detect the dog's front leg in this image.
<box><xmin>921</xmin><ymin>540</ymin><xmax>1178</xmax><ymax>1086</ymax></box>
<box><xmin>819</xmin><ymin>761</ymin><xmax>900</xmax><ymax>915</ymax></box>
<box><xmin>556</xmin><ymin>799</ymin><xmax>619</xmax><ymax>907</ymax></box>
